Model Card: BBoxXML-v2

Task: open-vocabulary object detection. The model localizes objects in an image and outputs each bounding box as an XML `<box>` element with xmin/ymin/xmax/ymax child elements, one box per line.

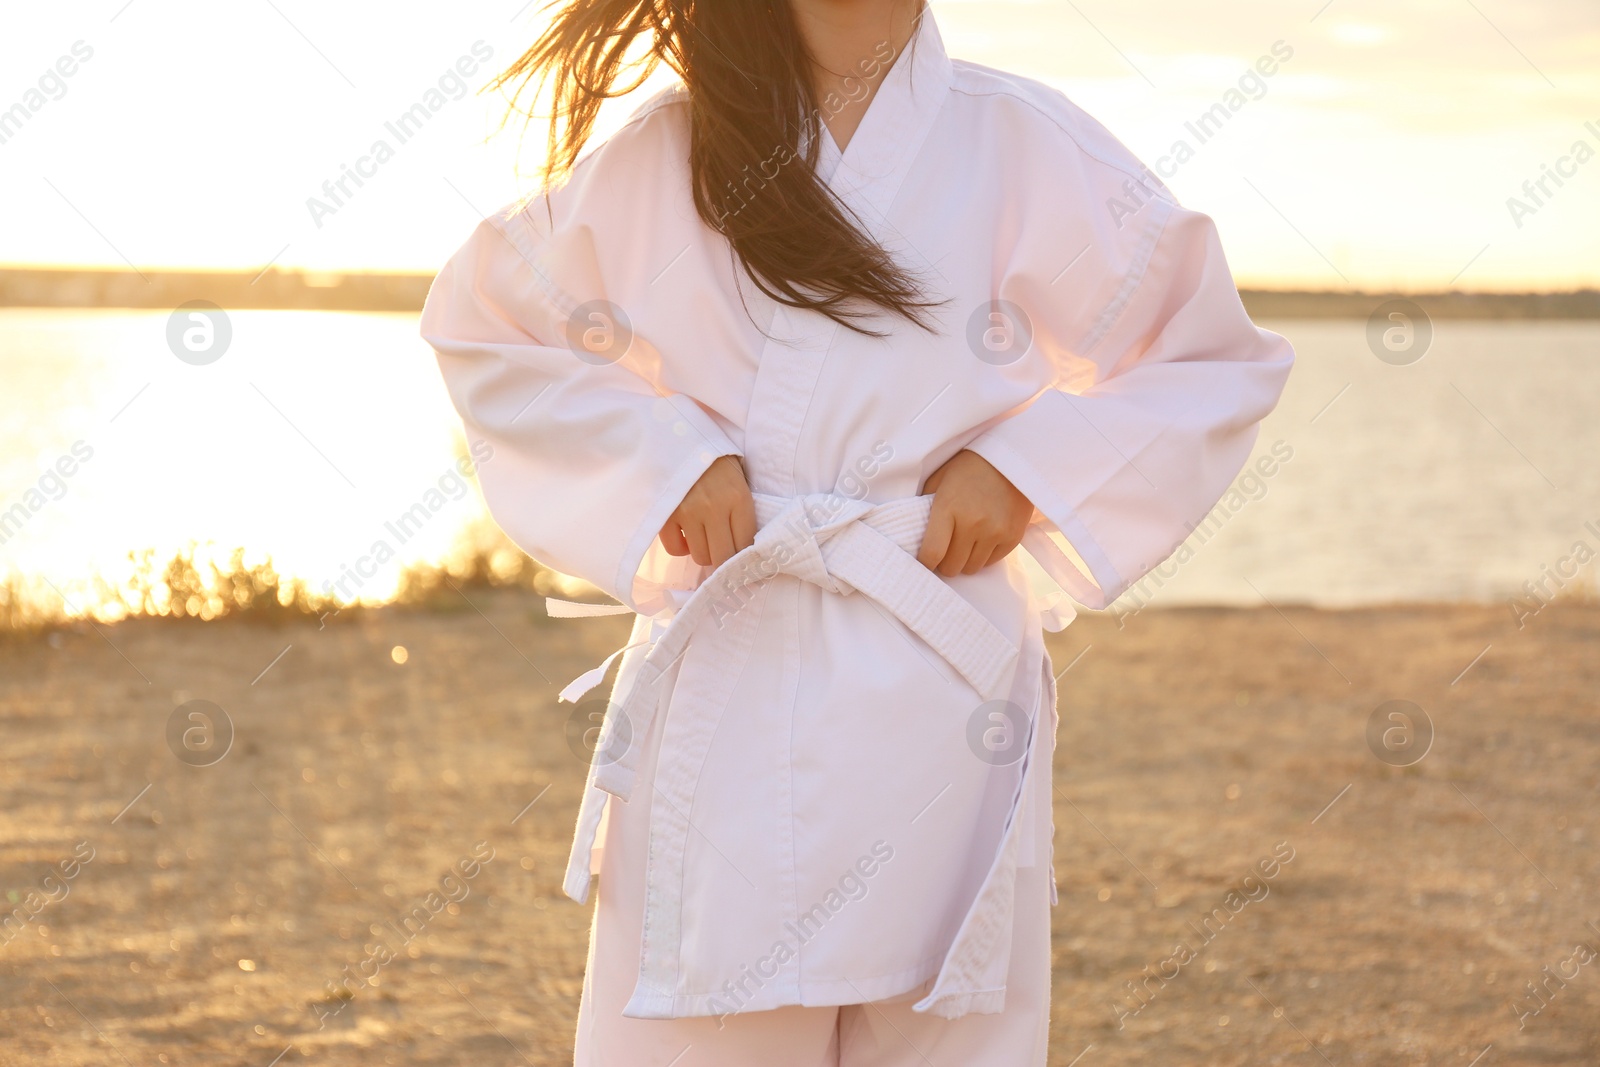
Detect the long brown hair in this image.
<box><xmin>489</xmin><ymin>0</ymin><xmax>939</xmax><ymax>334</ymax></box>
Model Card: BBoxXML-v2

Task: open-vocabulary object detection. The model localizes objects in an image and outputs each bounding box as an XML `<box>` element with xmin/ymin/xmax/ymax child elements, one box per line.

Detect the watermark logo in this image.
<box><xmin>322</xmin><ymin>443</ymin><xmax>493</xmax><ymax>602</ymax></box>
<box><xmin>1365</xmin><ymin>299</ymin><xmax>1431</xmax><ymax>366</ymax></box>
<box><xmin>1365</xmin><ymin>699</ymin><xmax>1432</xmax><ymax>767</ymax></box>
<box><xmin>965</xmin><ymin>299</ymin><xmax>1033</xmax><ymax>366</ymax></box>
<box><xmin>966</xmin><ymin>699</ymin><xmax>1030</xmax><ymax>766</ymax></box>
<box><xmin>1110</xmin><ymin>840</ymin><xmax>1295</xmax><ymax>1029</ymax></box>
<box><xmin>166</xmin><ymin>699</ymin><xmax>234</xmax><ymax>766</ymax></box>
<box><xmin>1508</xmin><ymin>517</ymin><xmax>1600</xmax><ymax>629</ymax></box>
<box><xmin>0</xmin><ymin>439</ymin><xmax>94</xmax><ymax>547</ymax></box>
<box><xmin>1112</xmin><ymin>439</ymin><xmax>1295</xmax><ymax>626</ymax></box>
<box><xmin>707</xmin><ymin>840</ymin><xmax>895</xmax><ymax>1022</ymax></box>
<box><xmin>305</xmin><ymin>41</ymin><xmax>494</xmax><ymax>230</ymax></box>
<box><xmin>565</xmin><ymin>299</ymin><xmax>633</xmax><ymax>366</ymax></box>
<box><xmin>1107</xmin><ymin>40</ymin><xmax>1294</xmax><ymax>229</ymax></box>
<box><xmin>565</xmin><ymin>699</ymin><xmax>633</xmax><ymax>767</ymax></box>
<box><xmin>0</xmin><ymin>841</ymin><xmax>95</xmax><ymax>952</ymax></box>
<box><xmin>166</xmin><ymin>300</ymin><xmax>232</xmax><ymax>365</ymax></box>
<box><xmin>1505</xmin><ymin>121</ymin><xmax>1600</xmax><ymax>230</ymax></box>
<box><xmin>308</xmin><ymin>842</ymin><xmax>494</xmax><ymax>1030</ymax></box>
<box><xmin>0</xmin><ymin>40</ymin><xmax>94</xmax><ymax>148</ymax></box>
<box><xmin>709</xmin><ymin>38</ymin><xmax>897</xmax><ymax>228</ymax></box>
<box><xmin>1509</xmin><ymin>924</ymin><xmax>1600</xmax><ymax>1032</ymax></box>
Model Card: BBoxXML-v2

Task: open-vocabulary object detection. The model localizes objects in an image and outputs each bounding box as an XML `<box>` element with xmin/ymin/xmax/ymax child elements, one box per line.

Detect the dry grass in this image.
<box><xmin>0</xmin><ymin>527</ymin><xmax>563</xmax><ymax>637</ymax></box>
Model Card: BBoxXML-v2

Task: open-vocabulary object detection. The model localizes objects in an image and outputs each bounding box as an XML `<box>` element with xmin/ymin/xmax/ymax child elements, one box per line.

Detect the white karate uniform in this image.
<box><xmin>421</xmin><ymin>3</ymin><xmax>1293</xmax><ymax>1051</ymax></box>
<box><xmin>572</xmin><ymin>623</ymin><xmax>1055</xmax><ymax>1065</ymax></box>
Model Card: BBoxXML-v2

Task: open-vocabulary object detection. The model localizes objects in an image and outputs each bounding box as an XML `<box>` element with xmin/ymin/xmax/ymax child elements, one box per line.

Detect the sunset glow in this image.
<box><xmin>1</xmin><ymin>0</ymin><xmax>1596</xmax><ymax>290</ymax></box>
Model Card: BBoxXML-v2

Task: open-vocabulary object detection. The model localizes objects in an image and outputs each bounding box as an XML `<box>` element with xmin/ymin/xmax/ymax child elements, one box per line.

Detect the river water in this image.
<box><xmin>2</xmin><ymin>309</ymin><xmax>1596</xmax><ymax>614</ymax></box>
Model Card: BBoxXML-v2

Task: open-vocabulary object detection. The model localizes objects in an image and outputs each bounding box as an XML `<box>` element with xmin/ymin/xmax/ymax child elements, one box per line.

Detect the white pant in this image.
<box><xmin>573</xmin><ymin>784</ymin><xmax>1053</xmax><ymax>1066</ymax></box>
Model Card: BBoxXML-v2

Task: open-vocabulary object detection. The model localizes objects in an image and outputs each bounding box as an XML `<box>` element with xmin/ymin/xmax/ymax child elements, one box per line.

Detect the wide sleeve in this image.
<box><xmin>420</xmin><ymin>206</ymin><xmax>739</xmax><ymax>614</ymax></box>
<box><xmin>964</xmin><ymin>197</ymin><xmax>1294</xmax><ymax>611</ymax></box>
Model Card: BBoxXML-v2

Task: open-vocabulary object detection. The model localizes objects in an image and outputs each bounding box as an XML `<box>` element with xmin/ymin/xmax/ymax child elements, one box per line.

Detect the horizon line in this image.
<box><xmin>2</xmin><ymin>266</ymin><xmax>1598</xmax><ymax>318</ymax></box>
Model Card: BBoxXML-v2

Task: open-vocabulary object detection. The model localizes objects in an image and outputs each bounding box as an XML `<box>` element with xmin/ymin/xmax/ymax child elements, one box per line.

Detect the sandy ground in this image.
<box><xmin>2</xmin><ymin>595</ymin><xmax>1597</xmax><ymax>1066</ymax></box>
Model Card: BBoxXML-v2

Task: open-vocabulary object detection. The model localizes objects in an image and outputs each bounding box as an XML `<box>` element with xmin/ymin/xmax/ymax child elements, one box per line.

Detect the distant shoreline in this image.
<box><xmin>2</xmin><ymin>267</ymin><xmax>1598</xmax><ymax>319</ymax></box>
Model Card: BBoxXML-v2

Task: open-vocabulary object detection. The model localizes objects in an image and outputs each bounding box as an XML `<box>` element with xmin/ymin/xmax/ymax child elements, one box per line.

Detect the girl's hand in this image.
<box><xmin>916</xmin><ymin>450</ymin><xmax>1034</xmax><ymax>576</ymax></box>
<box><xmin>659</xmin><ymin>455</ymin><xmax>757</xmax><ymax>568</ymax></box>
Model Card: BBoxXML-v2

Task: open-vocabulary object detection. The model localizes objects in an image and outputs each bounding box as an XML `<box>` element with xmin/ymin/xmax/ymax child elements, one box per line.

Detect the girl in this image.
<box><xmin>421</xmin><ymin>1</ymin><xmax>1293</xmax><ymax>1063</ymax></box>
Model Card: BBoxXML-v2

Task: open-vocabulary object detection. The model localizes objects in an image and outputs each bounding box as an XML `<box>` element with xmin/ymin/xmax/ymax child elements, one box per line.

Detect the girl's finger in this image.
<box><xmin>659</xmin><ymin>522</ymin><xmax>689</xmax><ymax>556</ymax></box>
<box><xmin>730</xmin><ymin>490</ymin><xmax>757</xmax><ymax>553</ymax></box>
<box><xmin>938</xmin><ymin>525</ymin><xmax>977</xmax><ymax>578</ymax></box>
<box><xmin>705</xmin><ymin>512</ymin><xmax>737</xmax><ymax>568</ymax></box>
<box><xmin>962</xmin><ymin>537</ymin><xmax>995</xmax><ymax>575</ymax></box>
<box><xmin>984</xmin><ymin>540</ymin><xmax>1015</xmax><ymax>568</ymax></box>
<box><xmin>683</xmin><ymin>522</ymin><xmax>712</xmax><ymax>567</ymax></box>
<box><xmin>917</xmin><ymin>506</ymin><xmax>955</xmax><ymax>570</ymax></box>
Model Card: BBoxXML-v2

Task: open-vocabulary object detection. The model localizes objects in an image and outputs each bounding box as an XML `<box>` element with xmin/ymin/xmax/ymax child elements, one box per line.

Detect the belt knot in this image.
<box><xmin>747</xmin><ymin>493</ymin><xmax>873</xmax><ymax>595</ymax></box>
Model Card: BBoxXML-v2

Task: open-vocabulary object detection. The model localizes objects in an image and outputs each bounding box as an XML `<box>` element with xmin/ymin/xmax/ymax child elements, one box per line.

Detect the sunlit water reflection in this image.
<box><xmin>2</xmin><ymin>309</ymin><xmax>1596</xmax><ymax>616</ymax></box>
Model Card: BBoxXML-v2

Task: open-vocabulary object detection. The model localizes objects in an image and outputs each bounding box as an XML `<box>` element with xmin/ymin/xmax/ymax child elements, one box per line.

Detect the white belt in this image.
<box><xmin>560</xmin><ymin>492</ymin><xmax>1019</xmax><ymax>802</ymax></box>
<box><xmin>551</xmin><ymin>491</ymin><xmax>1051</xmax><ymax>1018</ymax></box>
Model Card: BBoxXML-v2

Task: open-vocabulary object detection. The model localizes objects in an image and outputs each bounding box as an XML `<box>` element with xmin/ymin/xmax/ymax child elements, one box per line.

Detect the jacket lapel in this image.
<box><xmin>821</xmin><ymin>5</ymin><xmax>952</xmax><ymax>236</ymax></box>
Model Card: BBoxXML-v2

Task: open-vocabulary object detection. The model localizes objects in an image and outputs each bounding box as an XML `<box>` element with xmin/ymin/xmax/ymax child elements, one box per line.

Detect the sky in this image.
<box><xmin>0</xmin><ymin>0</ymin><xmax>1596</xmax><ymax>291</ymax></box>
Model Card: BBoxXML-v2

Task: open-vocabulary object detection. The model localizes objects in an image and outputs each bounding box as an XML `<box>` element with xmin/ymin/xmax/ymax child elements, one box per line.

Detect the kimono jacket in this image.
<box><xmin>420</xmin><ymin>8</ymin><xmax>1293</xmax><ymax>1023</ymax></box>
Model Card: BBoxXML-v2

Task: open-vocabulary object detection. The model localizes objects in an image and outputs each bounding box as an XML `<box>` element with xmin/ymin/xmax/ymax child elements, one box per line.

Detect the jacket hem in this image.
<box><xmin>620</xmin><ymin>952</ymin><xmax>947</xmax><ymax>1020</ymax></box>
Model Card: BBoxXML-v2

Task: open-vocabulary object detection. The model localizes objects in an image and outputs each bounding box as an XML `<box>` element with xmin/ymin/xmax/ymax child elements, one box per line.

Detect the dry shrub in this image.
<box><xmin>0</xmin><ymin>524</ymin><xmax>562</xmax><ymax>636</ymax></box>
